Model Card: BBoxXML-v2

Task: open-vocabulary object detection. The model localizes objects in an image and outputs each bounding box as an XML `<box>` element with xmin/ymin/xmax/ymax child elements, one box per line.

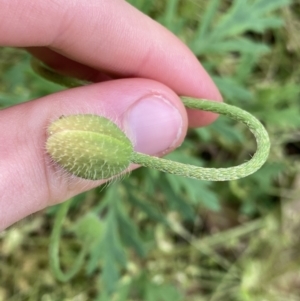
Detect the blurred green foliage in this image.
<box><xmin>1</xmin><ymin>0</ymin><xmax>300</xmax><ymax>300</ymax></box>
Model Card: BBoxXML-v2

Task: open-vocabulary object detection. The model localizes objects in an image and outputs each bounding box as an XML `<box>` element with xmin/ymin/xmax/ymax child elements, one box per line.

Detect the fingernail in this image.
<box><xmin>123</xmin><ymin>95</ymin><xmax>183</xmax><ymax>155</ymax></box>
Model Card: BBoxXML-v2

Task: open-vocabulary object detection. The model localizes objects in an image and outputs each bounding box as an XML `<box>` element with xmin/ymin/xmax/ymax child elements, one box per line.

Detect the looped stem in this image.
<box><xmin>131</xmin><ymin>97</ymin><xmax>270</xmax><ymax>181</ymax></box>
<box><xmin>49</xmin><ymin>199</ymin><xmax>87</xmax><ymax>282</ymax></box>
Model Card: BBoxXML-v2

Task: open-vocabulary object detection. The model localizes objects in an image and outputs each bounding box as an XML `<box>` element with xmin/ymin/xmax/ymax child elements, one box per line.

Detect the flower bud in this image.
<box><xmin>46</xmin><ymin>115</ymin><xmax>133</xmax><ymax>180</ymax></box>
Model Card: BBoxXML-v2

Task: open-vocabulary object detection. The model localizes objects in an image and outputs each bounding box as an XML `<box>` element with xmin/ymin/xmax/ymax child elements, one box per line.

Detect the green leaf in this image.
<box><xmin>103</xmin><ymin>208</ymin><xmax>127</xmax><ymax>267</ymax></box>
<box><xmin>127</xmin><ymin>190</ymin><xmax>168</xmax><ymax>225</ymax></box>
<box><xmin>102</xmin><ymin>253</ymin><xmax>120</xmax><ymax>295</ymax></box>
<box><xmin>265</xmin><ymin>107</ymin><xmax>300</xmax><ymax>129</ymax></box>
<box><xmin>252</xmin><ymin>0</ymin><xmax>291</xmax><ymax>15</ymax></box>
<box><xmin>194</xmin><ymin>127</ymin><xmax>212</xmax><ymax>143</ymax></box>
<box><xmin>163</xmin><ymin>191</ymin><xmax>195</xmax><ymax>220</ymax></box>
<box><xmin>158</xmin><ymin>0</ymin><xmax>184</xmax><ymax>34</ymax></box>
<box><xmin>235</xmin><ymin>53</ymin><xmax>260</xmax><ymax>83</ymax></box>
<box><xmin>205</xmin><ymin>38</ymin><xmax>270</xmax><ymax>54</ymax></box>
<box><xmin>116</xmin><ymin>202</ymin><xmax>146</xmax><ymax>257</ymax></box>
<box><xmin>159</xmin><ymin>177</ymin><xmax>195</xmax><ymax>220</ymax></box>
<box><xmin>86</xmin><ymin>187</ymin><xmax>126</xmax><ymax>276</ymax></box>
<box><xmin>98</xmin><ymin>207</ymin><xmax>129</xmax><ymax>295</ymax></box>
<box><xmin>145</xmin><ymin>282</ymin><xmax>183</xmax><ymax>301</ymax></box>
<box><xmin>115</xmin><ymin>281</ymin><xmax>132</xmax><ymax>301</ymax></box>
<box><xmin>194</xmin><ymin>0</ymin><xmax>220</xmax><ymax>41</ymax></box>
<box><xmin>165</xmin><ymin>174</ymin><xmax>220</xmax><ymax>211</ymax></box>
<box><xmin>213</xmin><ymin>0</ymin><xmax>289</xmax><ymax>38</ymax></box>
<box><xmin>209</xmin><ymin>118</ymin><xmax>245</xmax><ymax>144</ymax></box>
<box><xmin>191</xmin><ymin>0</ymin><xmax>289</xmax><ymax>56</ymax></box>
<box><xmin>249</xmin><ymin>162</ymin><xmax>286</xmax><ymax>193</ymax></box>
<box><xmin>213</xmin><ymin>76</ymin><xmax>254</xmax><ymax>102</ymax></box>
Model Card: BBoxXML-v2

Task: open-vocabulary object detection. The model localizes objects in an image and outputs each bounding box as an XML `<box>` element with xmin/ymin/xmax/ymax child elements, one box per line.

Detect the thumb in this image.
<box><xmin>0</xmin><ymin>78</ymin><xmax>187</xmax><ymax>230</ymax></box>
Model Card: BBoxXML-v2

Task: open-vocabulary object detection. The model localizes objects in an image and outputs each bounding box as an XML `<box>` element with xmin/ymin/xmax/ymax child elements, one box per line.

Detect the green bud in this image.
<box><xmin>46</xmin><ymin>115</ymin><xmax>133</xmax><ymax>180</ymax></box>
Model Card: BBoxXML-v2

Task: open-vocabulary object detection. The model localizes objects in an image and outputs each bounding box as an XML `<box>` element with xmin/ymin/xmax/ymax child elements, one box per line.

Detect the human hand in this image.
<box><xmin>0</xmin><ymin>0</ymin><xmax>222</xmax><ymax>230</ymax></box>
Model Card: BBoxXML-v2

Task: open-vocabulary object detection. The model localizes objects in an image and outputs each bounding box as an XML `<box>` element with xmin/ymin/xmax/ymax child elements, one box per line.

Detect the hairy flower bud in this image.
<box><xmin>46</xmin><ymin>115</ymin><xmax>133</xmax><ymax>180</ymax></box>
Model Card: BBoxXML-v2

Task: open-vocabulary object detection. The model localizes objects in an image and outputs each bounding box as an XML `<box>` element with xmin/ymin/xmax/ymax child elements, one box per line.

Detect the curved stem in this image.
<box><xmin>49</xmin><ymin>199</ymin><xmax>87</xmax><ymax>282</ymax></box>
<box><xmin>131</xmin><ymin>97</ymin><xmax>270</xmax><ymax>181</ymax></box>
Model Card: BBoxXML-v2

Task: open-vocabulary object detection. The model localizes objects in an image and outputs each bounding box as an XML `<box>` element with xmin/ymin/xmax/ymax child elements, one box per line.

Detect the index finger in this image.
<box><xmin>0</xmin><ymin>0</ymin><xmax>222</xmax><ymax>126</ymax></box>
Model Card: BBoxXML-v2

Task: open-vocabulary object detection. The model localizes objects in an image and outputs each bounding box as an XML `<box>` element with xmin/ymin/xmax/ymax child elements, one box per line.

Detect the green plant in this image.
<box><xmin>1</xmin><ymin>0</ymin><xmax>298</xmax><ymax>300</ymax></box>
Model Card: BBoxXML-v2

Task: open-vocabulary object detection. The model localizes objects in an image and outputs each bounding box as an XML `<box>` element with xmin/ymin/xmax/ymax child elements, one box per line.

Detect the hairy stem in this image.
<box><xmin>131</xmin><ymin>97</ymin><xmax>270</xmax><ymax>181</ymax></box>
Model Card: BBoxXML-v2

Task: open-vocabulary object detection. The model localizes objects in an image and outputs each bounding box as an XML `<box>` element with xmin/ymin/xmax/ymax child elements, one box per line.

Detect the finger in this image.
<box><xmin>0</xmin><ymin>0</ymin><xmax>222</xmax><ymax>127</ymax></box>
<box><xmin>0</xmin><ymin>79</ymin><xmax>187</xmax><ymax>230</ymax></box>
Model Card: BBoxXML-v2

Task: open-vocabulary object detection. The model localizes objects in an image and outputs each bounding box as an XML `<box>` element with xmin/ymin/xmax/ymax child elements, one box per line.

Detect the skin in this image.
<box><xmin>0</xmin><ymin>0</ymin><xmax>222</xmax><ymax>230</ymax></box>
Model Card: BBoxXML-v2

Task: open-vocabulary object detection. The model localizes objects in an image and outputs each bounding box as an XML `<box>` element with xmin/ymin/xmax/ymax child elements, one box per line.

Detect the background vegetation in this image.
<box><xmin>1</xmin><ymin>0</ymin><xmax>300</xmax><ymax>300</ymax></box>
